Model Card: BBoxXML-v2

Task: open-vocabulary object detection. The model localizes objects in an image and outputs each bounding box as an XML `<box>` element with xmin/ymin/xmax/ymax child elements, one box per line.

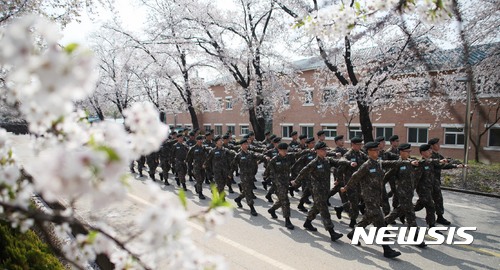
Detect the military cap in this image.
<box><xmin>351</xmin><ymin>137</ymin><xmax>363</xmax><ymax>144</ymax></box>
<box><xmin>314</xmin><ymin>141</ymin><xmax>328</xmax><ymax>150</ymax></box>
<box><xmin>243</xmin><ymin>134</ymin><xmax>250</xmax><ymax>139</ymax></box>
<box><xmin>265</xmin><ymin>130</ymin><xmax>271</xmax><ymax>136</ymax></box>
<box><xmin>196</xmin><ymin>135</ymin><xmax>204</xmax><ymax>140</ymax></box>
<box><xmin>419</xmin><ymin>144</ymin><xmax>431</xmax><ymax>152</ymax></box>
<box><xmin>317</xmin><ymin>130</ymin><xmax>325</xmax><ymax>136</ymax></box>
<box><xmin>428</xmin><ymin>138</ymin><xmax>440</xmax><ymax>145</ymax></box>
<box><xmin>277</xmin><ymin>142</ymin><xmax>288</xmax><ymax>150</ymax></box>
<box><xmin>299</xmin><ymin>134</ymin><xmax>307</xmax><ymax>140</ymax></box>
<box><xmin>239</xmin><ymin>138</ymin><xmax>248</xmax><ymax>145</ymax></box>
<box><xmin>290</xmin><ymin>131</ymin><xmax>298</xmax><ymax>136</ymax></box>
<box><xmin>305</xmin><ymin>137</ymin><xmax>315</xmax><ymax>144</ymax></box>
<box><xmin>389</xmin><ymin>135</ymin><xmax>399</xmax><ymax>142</ymax></box>
<box><xmin>398</xmin><ymin>143</ymin><xmax>411</xmax><ymax>150</ymax></box>
<box><xmin>205</xmin><ymin>132</ymin><xmax>212</xmax><ymax>136</ymax></box>
<box><xmin>171</xmin><ymin>131</ymin><xmax>177</xmax><ymax>135</ymax></box>
<box><xmin>272</xmin><ymin>137</ymin><xmax>282</xmax><ymax>143</ymax></box>
<box><xmin>334</xmin><ymin>135</ymin><xmax>344</xmax><ymax>141</ymax></box>
<box><xmin>189</xmin><ymin>131</ymin><xmax>195</xmax><ymax>136</ymax></box>
<box><xmin>248</xmin><ymin>131</ymin><xmax>255</xmax><ymax>136</ymax></box>
<box><xmin>222</xmin><ymin>134</ymin><xmax>230</xmax><ymax>139</ymax></box>
<box><xmin>269</xmin><ymin>134</ymin><xmax>277</xmax><ymax>140</ymax></box>
<box><xmin>375</xmin><ymin>136</ymin><xmax>386</xmax><ymax>143</ymax></box>
<box><xmin>193</xmin><ymin>128</ymin><xmax>199</xmax><ymax>132</ymax></box>
<box><xmin>176</xmin><ymin>133</ymin><xmax>183</xmax><ymax>138</ymax></box>
<box><xmin>365</xmin><ymin>141</ymin><xmax>379</xmax><ymax>150</ymax></box>
<box><xmin>183</xmin><ymin>127</ymin><xmax>189</xmax><ymax>131</ymax></box>
<box><xmin>214</xmin><ymin>135</ymin><xmax>222</xmax><ymax>141</ymax></box>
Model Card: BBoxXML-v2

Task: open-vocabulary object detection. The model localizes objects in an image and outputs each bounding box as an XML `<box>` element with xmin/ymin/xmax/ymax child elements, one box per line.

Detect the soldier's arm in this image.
<box><xmin>262</xmin><ymin>159</ymin><xmax>274</xmax><ymax>179</ymax></box>
<box><xmin>203</xmin><ymin>150</ymin><xmax>213</xmax><ymax>169</ymax></box>
<box><xmin>294</xmin><ymin>161</ymin><xmax>314</xmax><ymax>187</ymax></box>
<box><xmin>384</xmin><ymin>151</ymin><xmax>400</xmax><ymax>160</ymax></box>
<box><xmin>344</xmin><ymin>162</ymin><xmax>368</xmax><ymax>191</ymax></box>
<box><xmin>381</xmin><ymin>160</ymin><xmax>410</xmax><ymax>170</ymax></box>
<box><xmin>230</xmin><ymin>154</ymin><xmax>240</xmax><ymax>175</ymax></box>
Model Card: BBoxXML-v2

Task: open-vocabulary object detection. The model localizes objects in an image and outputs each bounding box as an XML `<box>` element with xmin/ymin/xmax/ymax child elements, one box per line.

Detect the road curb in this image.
<box><xmin>441</xmin><ymin>187</ymin><xmax>500</xmax><ymax>199</ymax></box>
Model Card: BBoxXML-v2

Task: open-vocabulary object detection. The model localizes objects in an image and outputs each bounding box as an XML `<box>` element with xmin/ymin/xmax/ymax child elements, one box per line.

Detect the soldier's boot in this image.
<box><xmin>288</xmin><ymin>186</ymin><xmax>295</xmax><ymax>197</ymax></box>
<box><xmin>347</xmin><ymin>230</ymin><xmax>361</xmax><ymax>246</ymax></box>
<box><xmin>205</xmin><ymin>178</ymin><xmax>210</xmax><ymax>185</ymax></box>
<box><xmin>189</xmin><ymin>175</ymin><xmax>194</xmax><ymax>182</ymax></box>
<box><xmin>159</xmin><ymin>172</ymin><xmax>164</xmax><ymax>181</ymax></box>
<box><xmin>400</xmin><ymin>215</ymin><xmax>406</xmax><ymax>224</ymax></box>
<box><xmin>303</xmin><ymin>197</ymin><xmax>312</xmax><ymax>205</ymax></box>
<box><xmin>252</xmin><ymin>183</ymin><xmax>257</xmax><ymax>190</ymax></box>
<box><xmin>265</xmin><ymin>193</ymin><xmax>274</xmax><ymax>203</ymax></box>
<box><xmin>349</xmin><ymin>218</ymin><xmax>357</xmax><ymax>228</ymax></box>
<box><xmin>429</xmin><ymin>225</ymin><xmax>444</xmax><ymax>235</ymax></box>
<box><xmin>227</xmin><ymin>184</ymin><xmax>234</xmax><ymax>194</ymax></box>
<box><xmin>297</xmin><ymin>202</ymin><xmax>308</xmax><ymax>213</ymax></box>
<box><xmin>234</xmin><ymin>196</ymin><xmax>243</xmax><ymax>208</ymax></box>
<box><xmin>182</xmin><ymin>183</ymin><xmax>188</xmax><ymax>191</ymax></box>
<box><xmin>284</xmin><ymin>218</ymin><xmax>294</xmax><ymax>230</ymax></box>
<box><xmin>238</xmin><ymin>183</ymin><xmax>242</xmax><ymax>192</ymax></box>
<box><xmin>249</xmin><ymin>205</ymin><xmax>258</xmax><ymax>216</ymax></box>
<box><xmin>413</xmin><ymin>202</ymin><xmax>423</xmax><ymax>212</ymax></box>
<box><xmin>328</xmin><ymin>228</ymin><xmax>343</xmax><ymax>241</ymax></box>
<box><xmin>138</xmin><ymin>169</ymin><xmax>144</xmax><ymax>177</ymax></box>
<box><xmin>199</xmin><ymin>192</ymin><xmax>206</xmax><ymax>200</ymax></box>
<box><xmin>231</xmin><ymin>176</ymin><xmax>236</xmax><ymax>184</ymax></box>
<box><xmin>130</xmin><ymin>165</ymin><xmax>136</xmax><ymax>174</ymax></box>
<box><xmin>175</xmin><ymin>177</ymin><xmax>180</xmax><ymax>186</ymax></box>
<box><xmin>268</xmin><ymin>207</ymin><xmax>278</xmax><ymax>219</ymax></box>
<box><xmin>262</xmin><ymin>180</ymin><xmax>268</xmax><ymax>191</ymax></box>
<box><xmin>358</xmin><ymin>204</ymin><xmax>366</xmax><ymax>215</ymax></box>
<box><xmin>149</xmin><ymin>173</ymin><xmax>156</xmax><ymax>181</ymax></box>
<box><xmin>415</xmin><ymin>234</ymin><xmax>427</xmax><ymax>248</ymax></box>
<box><xmin>436</xmin><ymin>215</ymin><xmax>451</xmax><ymax>225</ymax></box>
<box><xmin>303</xmin><ymin>219</ymin><xmax>317</xmax><ymax>232</ymax></box>
<box><xmin>382</xmin><ymin>245</ymin><xmax>401</xmax><ymax>259</ymax></box>
<box><xmin>235</xmin><ymin>170</ymin><xmax>240</xmax><ymax>177</ymax></box>
<box><xmin>251</xmin><ymin>192</ymin><xmax>257</xmax><ymax>199</ymax></box>
<box><xmin>334</xmin><ymin>206</ymin><xmax>343</xmax><ymax>219</ymax></box>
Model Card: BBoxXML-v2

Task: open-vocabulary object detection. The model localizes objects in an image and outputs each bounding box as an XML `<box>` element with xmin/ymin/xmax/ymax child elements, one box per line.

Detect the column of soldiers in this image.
<box><xmin>130</xmin><ymin>128</ymin><xmax>466</xmax><ymax>259</ymax></box>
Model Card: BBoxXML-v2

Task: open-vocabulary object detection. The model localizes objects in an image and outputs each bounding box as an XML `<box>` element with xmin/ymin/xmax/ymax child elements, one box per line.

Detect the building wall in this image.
<box><xmin>164</xmin><ymin>71</ymin><xmax>500</xmax><ymax>163</ymax></box>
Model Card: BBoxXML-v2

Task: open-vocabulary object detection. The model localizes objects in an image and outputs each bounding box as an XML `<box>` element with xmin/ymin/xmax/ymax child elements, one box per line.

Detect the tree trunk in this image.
<box><xmin>248</xmin><ymin>107</ymin><xmax>265</xmax><ymax>141</ymax></box>
<box><xmin>187</xmin><ymin>106</ymin><xmax>199</xmax><ymax>130</ymax></box>
<box><xmin>358</xmin><ymin>101</ymin><xmax>374</xmax><ymax>142</ymax></box>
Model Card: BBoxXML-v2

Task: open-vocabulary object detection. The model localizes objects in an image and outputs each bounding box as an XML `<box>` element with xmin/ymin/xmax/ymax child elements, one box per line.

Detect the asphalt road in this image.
<box><xmin>9</xmin><ymin>134</ymin><xmax>500</xmax><ymax>270</ymax></box>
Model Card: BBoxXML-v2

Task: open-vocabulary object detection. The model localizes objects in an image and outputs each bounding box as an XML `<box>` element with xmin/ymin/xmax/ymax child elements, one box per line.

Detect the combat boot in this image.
<box><xmin>182</xmin><ymin>183</ymin><xmax>187</xmax><ymax>191</ymax></box>
<box><xmin>334</xmin><ymin>206</ymin><xmax>343</xmax><ymax>219</ymax></box>
<box><xmin>149</xmin><ymin>173</ymin><xmax>156</xmax><ymax>181</ymax></box>
<box><xmin>138</xmin><ymin>169</ymin><xmax>144</xmax><ymax>177</ymax></box>
<box><xmin>304</xmin><ymin>198</ymin><xmax>312</xmax><ymax>205</ymax></box>
<box><xmin>130</xmin><ymin>165</ymin><xmax>136</xmax><ymax>174</ymax></box>
<box><xmin>382</xmin><ymin>245</ymin><xmax>401</xmax><ymax>258</ymax></box>
<box><xmin>303</xmin><ymin>219</ymin><xmax>317</xmax><ymax>232</ymax></box>
<box><xmin>189</xmin><ymin>175</ymin><xmax>194</xmax><ymax>182</ymax></box>
<box><xmin>297</xmin><ymin>203</ymin><xmax>308</xmax><ymax>213</ymax></box>
<box><xmin>265</xmin><ymin>193</ymin><xmax>274</xmax><ymax>203</ymax></box>
<box><xmin>227</xmin><ymin>184</ymin><xmax>234</xmax><ymax>194</ymax></box>
<box><xmin>414</xmin><ymin>202</ymin><xmax>423</xmax><ymax>212</ymax></box>
<box><xmin>358</xmin><ymin>204</ymin><xmax>365</xmax><ymax>215</ymax></box>
<box><xmin>436</xmin><ymin>215</ymin><xmax>451</xmax><ymax>225</ymax></box>
<box><xmin>268</xmin><ymin>208</ymin><xmax>278</xmax><ymax>219</ymax></box>
<box><xmin>159</xmin><ymin>172</ymin><xmax>164</xmax><ymax>181</ymax></box>
<box><xmin>198</xmin><ymin>192</ymin><xmax>206</xmax><ymax>200</ymax></box>
<box><xmin>328</xmin><ymin>228</ymin><xmax>343</xmax><ymax>241</ymax></box>
<box><xmin>234</xmin><ymin>196</ymin><xmax>243</xmax><ymax>208</ymax></box>
<box><xmin>175</xmin><ymin>177</ymin><xmax>180</xmax><ymax>186</ymax></box>
<box><xmin>347</xmin><ymin>230</ymin><xmax>361</xmax><ymax>246</ymax></box>
<box><xmin>262</xmin><ymin>180</ymin><xmax>268</xmax><ymax>191</ymax></box>
<box><xmin>415</xmin><ymin>234</ymin><xmax>427</xmax><ymax>248</ymax></box>
<box><xmin>285</xmin><ymin>218</ymin><xmax>294</xmax><ymax>230</ymax></box>
<box><xmin>399</xmin><ymin>215</ymin><xmax>406</xmax><ymax>224</ymax></box>
<box><xmin>249</xmin><ymin>205</ymin><xmax>258</xmax><ymax>216</ymax></box>
<box><xmin>288</xmin><ymin>186</ymin><xmax>295</xmax><ymax>197</ymax></box>
<box><xmin>349</xmin><ymin>219</ymin><xmax>356</xmax><ymax>228</ymax></box>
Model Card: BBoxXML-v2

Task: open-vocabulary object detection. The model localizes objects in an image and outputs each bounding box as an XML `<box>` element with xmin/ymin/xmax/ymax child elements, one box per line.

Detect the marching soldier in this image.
<box><xmin>186</xmin><ymin>135</ymin><xmax>210</xmax><ymax>199</ymax></box>
<box><xmin>292</xmin><ymin>141</ymin><xmax>351</xmax><ymax>242</ymax></box>
<box><xmin>289</xmin><ymin>131</ymin><xmax>300</xmax><ymax>149</ymax></box>
<box><xmin>159</xmin><ymin>131</ymin><xmax>177</xmax><ymax>185</ymax></box>
<box><xmin>204</xmin><ymin>136</ymin><xmax>234</xmax><ymax>195</ymax></box>
<box><xmin>291</xmin><ymin>137</ymin><xmax>316</xmax><ymax>212</ymax></box>
<box><xmin>171</xmin><ymin>133</ymin><xmax>189</xmax><ymax>191</ymax></box>
<box><xmin>231</xmin><ymin>138</ymin><xmax>268</xmax><ymax>216</ymax></box>
<box><xmin>298</xmin><ymin>134</ymin><xmax>308</xmax><ymax>150</ymax></box>
<box><xmin>385</xmin><ymin>135</ymin><xmax>401</xmax><ymax>209</ymax></box>
<box><xmin>146</xmin><ymin>150</ymin><xmax>160</xmax><ymax>181</ymax></box>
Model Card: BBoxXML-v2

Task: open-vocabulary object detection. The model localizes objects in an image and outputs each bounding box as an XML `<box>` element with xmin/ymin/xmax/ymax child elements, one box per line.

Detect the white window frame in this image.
<box><xmin>405</xmin><ymin>124</ymin><xmax>430</xmax><ymax>145</ymax></box>
<box><xmin>485</xmin><ymin>124</ymin><xmax>500</xmax><ymax>151</ymax></box>
<box><xmin>225</xmin><ymin>96</ymin><xmax>233</xmax><ymax>110</ymax></box>
<box><xmin>441</xmin><ymin>124</ymin><xmax>465</xmax><ymax>148</ymax></box>
<box><xmin>283</xmin><ymin>90</ymin><xmax>290</xmax><ymax>105</ymax></box>
<box><xmin>215</xmin><ymin>97</ymin><xmax>223</xmax><ymax>110</ymax></box>
<box><xmin>214</xmin><ymin>124</ymin><xmax>223</xmax><ymax>136</ymax></box>
<box><xmin>239</xmin><ymin>124</ymin><xmax>249</xmax><ymax>136</ymax></box>
<box><xmin>280</xmin><ymin>123</ymin><xmax>294</xmax><ymax>139</ymax></box>
<box><xmin>203</xmin><ymin>124</ymin><xmax>211</xmax><ymax>133</ymax></box>
<box><xmin>320</xmin><ymin>123</ymin><xmax>338</xmax><ymax>140</ymax></box>
<box><xmin>299</xmin><ymin>123</ymin><xmax>315</xmax><ymax>138</ymax></box>
<box><xmin>226</xmin><ymin>124</ymin><xmax>235</xmax><ymax>135</ymax></box>
<box><xmin>301</xmin><ymin>88</ymin><xmax>314</xmax><ymax>106</ymax></box>
<box><xmin>374</xmin><ymin>124</ymin><xmax>395</xmax><ymax>144</ymax></box>
<box><xmin>346</xmin><ymin>124</ymin><xmax>362</xmax><ymax>141</ymax></box>
<box><xmin>322</xmin><ymin>87</ymin><xmax>336</xmax><ymax>104</ymax></box>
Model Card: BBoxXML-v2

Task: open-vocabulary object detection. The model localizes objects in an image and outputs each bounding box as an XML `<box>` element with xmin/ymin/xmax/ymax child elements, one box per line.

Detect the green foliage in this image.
<box><xmin>209</xmin><ymin>185</ymin><xmax>231</xmax><ymax>209</ymax></box>
<box><xmin>0</xmin><ymin>220</ymin><xmax>65</xmax><ymax>270</ymax></box>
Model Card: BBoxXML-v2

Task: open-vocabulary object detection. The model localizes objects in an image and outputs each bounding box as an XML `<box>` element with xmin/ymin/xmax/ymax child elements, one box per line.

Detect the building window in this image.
<box><xmin>302</xmin><ymin>88</ymin><xmax>314</xmax><ymax>106</ymax></box>
<box><xmin>215</xmin><ymin>97</ymin><xmax>223</xmax><ymax>110</ymax></box>
<box><xmin>204</xmin><ymin>124</ymin><xmax>211</xmax><ymax>133</ymax></box>
<box><xmin>226</xmin><ymin>125</ymin><xmax>235</xmax><ymax>135</ymax></box>
<box><xmin>321</xmin><ymin>125</ymin><xmax>337</xmax><ymax>139</ymax></box>
<box><xmin>375</xmin><ymin>127</ymin><xmax>394</xmax><ymax>141</ymax></box>
<box><xmin>283</xmin><ymin>91</ymin><xmax>290</xmax><ymax>105</ymax></box>
<box><xmin>300</xmin><ymin>125</ymin><xmax>314</xmax><ymax>138</ymax></box>
<box><xmin>281</xmin><ymin>125</ymin><xmax>293</xmax><ymax>138</ymax></box>
<box><xmin>225</xmin><ymin>96</ymin><xmax>233</xmax><ymax>110</ymax></box>
<box><xmin>444</xmin><ymin>127</ymin><xmax>464</xmax><ymax>145</ymax></box>
<box><xmin>214</xmin><ymin>125</ymin><xmax>223</xmax><ymax>136</ymax></box>
<box><xmin>488</xmin><ymin>128</ymin><xmax>500</xmax><ymax>147</ymax></box>
<box><xmin>408</xmin><ymin>127</ymin><xmax>428</xmax><ymax>144</ymax></box>
<box><xmin>240</xmin><ymin>125</ymin><xmax>249</xmax><ymax>136</ymax></box>
<box><xmin>348</xmin><ymin>126</ymin><xmax>363</xmax><ymax>140</ymax></box>
<box><xmin>322</xmin><ymin>87</ymin><xmax>335</xmax><ymax>103</ymax></box>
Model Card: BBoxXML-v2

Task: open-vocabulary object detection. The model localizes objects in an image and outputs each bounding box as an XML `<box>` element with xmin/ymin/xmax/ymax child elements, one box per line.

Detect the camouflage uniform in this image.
<box><xmin>289</xmin><ymin>140</ymin><xmax>300</xmax><ymax>150</ymax></box>
<box><xmin>146</xmin><ymin>151</ymin><xmax>160</xmax><ymax>180</ymax></box>
<box><xmin>204</xmin><ymin>146</ymin><xmax>234</xmax><ymax>194</ymax></box>
<box><xmin>330</xmin><ymin>146</ymin><xmax>349</xmax><ymax>204</ymax></box>
<box><xmin>430</xmin><ymin>151</ymin><xmax>459</xmax><ymax>217</ymax></box>
<box><xmin>295</xmin><ymin>156</ymin><xmax>350</xmax><ymax>231</ymax></box>
<box><xmin>337</xmin><ymin>149</ymin><xmax>368</xmax><ymax>223</ymax></box>
<box><xmin>385</xmin><ymin>146</ymin><xmax>400</xmax><ymax>208</ymax></box>
<box><xmin>378</xmin><ymin>149</ymin><xmax>399</xmax><ymax>215</ymax></box>
<box><xmin>413</xmin><ymin>158</ymin><xmax>440</xmax><ymax>226</ymax></box>
<box><xmin>159</xmin><ymin>138</ymin><xmax>176</xmax><ymax>183</ymax></box>
<box><xmin>231</xmin><ymin>150</ymin><xmax>267</xmax><ymax>207</ymax></box>
<box><xmin>186</xmin><ymin>144</ymin><xmax>209</xmax><ymax>196</ymax></box>
<box><xmin>291</xmin><ymin>149</ymin><xmax>316</xmax><ymax>210</ymax></box>
<box><xmin>203</xmin><ymin>139</ymin><xmax>216</xmax><ymax>183</ymax></box>
<box><xmin>263</xmin><ymin>154</ymin><xmax>296</xmax><ymax>219</ymax></box>
<box><xmin>171</xmin><ymin>141</ymin><xmax>189</xmax><ymax>186</ymax></box>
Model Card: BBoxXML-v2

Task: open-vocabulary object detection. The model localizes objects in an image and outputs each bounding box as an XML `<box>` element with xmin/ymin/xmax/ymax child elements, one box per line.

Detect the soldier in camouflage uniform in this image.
<box><xmin>136</xmin><ymin>156</ymin><xmax>146</xmax><ymax>177</ymax></box>
<box><xmin>146</xmin><ymin>150</ymin><xmax>160</xmax><ymax>181</ymax></box>
<box><xmin>203</xmin><ymin>132</ymin><xmax>216</xmax><ymax>184</ymax></box>
<box><xmin>186</xmin><ymin>135</ymin><xmax>210</xmax><ymax>199</ymax></box>
<box><xmin>263</xmin><ymin>142</ymin><xmax>297</xmax><ymax>230</ymax></box>
<box><xmin>384</xmin><ymin>143</ymin><xmax>426</xmax><ymax>247</ymax></box>
<box><xmin>298</xmin><ymin>134</ymin><xmax>307</xmax><ymax>150</ymax></box>
<box><xmin>374</xmin><ymin>136</ymin><xmax>399</xmax><ymax>216</ymax></box>
<box><xmin>159</xmin><ymin>132</ymin><xmax>177</xmax><ymax>185</ymax></box>
<box><xmin>289</xmin><ymin>131</ymin><xmax>300</xmax><ymax>149</ymax></box>
<box><xmin>332</xmin><ymin>137</ymin><xmax>367</xmax><ymax>228</ymax></box>
<box><xmin>291</xmin><ymin>137</ymin><xmax>316</xmax><ymax>212</ymax></box>
<box><xmin>262</xmin><ymin>136</ymin><xmax>282</xmax><ymax>202</ymax></box>
<box><xmin>292</xmin><ymin>141</ymin><xmax>351</xmax><ymax>242</ymax></box>
<box><xmin>341</xmin><ymin>141</ymin><xmax>415</xmax><ymax>258</ymax></box>
<box><xmin>385</xmin><ymin>135</ymin><xmax>401</xmax><ymax>209</ymax></box>
<box><xmin>171</xmin><ymin>133</ymin><xmax>189</xmax><ymax>191</ymax></box>
<box><xmin>231</xmin><ymin>138</ymin><xmax>268</xmax><ymax>216</ymax></box>
<box><xmin>204</xmin><ymin>136</ymin><xmax>234</xmax><ymax>195</ymax></box>
<box><xmin>223</xmin><ymin>134</ymin><xmax>238</xmax><ymax>192</ymax></box>
<box><xmin>329</xmin><ymin>135</ymin><xmax>349</xmax><ymax>206</ymax></box>
<box><xmin>186</xmin><ymin>131</ymin><xmax>197</xmax><ymax>182</ymax></box>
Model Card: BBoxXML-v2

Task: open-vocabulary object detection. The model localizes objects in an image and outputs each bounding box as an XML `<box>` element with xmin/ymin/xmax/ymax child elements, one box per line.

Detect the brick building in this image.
<box><xmin>166</xmin><ymin>45</ymin><xmax>500</xmax><ymax>163</ymax></box>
